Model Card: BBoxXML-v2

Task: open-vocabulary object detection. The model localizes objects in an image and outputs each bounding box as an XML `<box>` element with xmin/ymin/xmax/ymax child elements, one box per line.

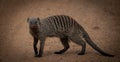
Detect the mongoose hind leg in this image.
<box><xmin>69</xmin><ymin>35</ymin><xmax>86</xmax><ymax>55</ymax></box>
<box><xmin>54</xmin><ymin>37</ymin><xmax>70</xmax><ymax>54</ymax></box>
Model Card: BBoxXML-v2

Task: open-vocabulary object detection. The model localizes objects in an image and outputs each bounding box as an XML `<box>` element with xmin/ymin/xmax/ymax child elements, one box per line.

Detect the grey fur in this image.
<box><xmin>27</xmin><ymin>15</ymin><xmax>114</xmax><ymax>57</ymax></box>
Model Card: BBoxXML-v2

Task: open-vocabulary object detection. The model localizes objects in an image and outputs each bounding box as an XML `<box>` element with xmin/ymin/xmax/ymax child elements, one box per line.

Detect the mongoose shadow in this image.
<box><xmin>27</xmin><ymin>15</ymin><xmax>114</xmax><ymax>57</ymax></box>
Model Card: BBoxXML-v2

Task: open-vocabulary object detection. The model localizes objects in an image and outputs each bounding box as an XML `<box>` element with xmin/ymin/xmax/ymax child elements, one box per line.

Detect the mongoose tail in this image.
<box><xmin>84</xmin><ymin>33</ymin><xmax>114</xmax><ymax>57</ymax></box>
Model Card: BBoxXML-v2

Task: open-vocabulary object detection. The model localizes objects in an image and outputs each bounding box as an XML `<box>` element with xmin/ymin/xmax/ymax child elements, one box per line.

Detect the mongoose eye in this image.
<box><xmin>30</xmin><ymin>22</ymin><xmax>32</xmax><ymax>24</ymax></box>
<box><xmin>35</xmin><ymin>21</ymin><xmax>37</xmax><ymax>24</ymax></box>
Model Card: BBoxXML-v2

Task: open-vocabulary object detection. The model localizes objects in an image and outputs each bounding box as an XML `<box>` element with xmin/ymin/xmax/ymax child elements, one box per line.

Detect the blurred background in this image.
<box><xmin>0</xmin><ymin>0</ymin><xmax>120</xmax><ymax>62</ymax></box>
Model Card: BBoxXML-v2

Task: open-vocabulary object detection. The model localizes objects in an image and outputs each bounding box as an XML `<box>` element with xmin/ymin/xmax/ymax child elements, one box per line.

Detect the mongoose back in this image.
<box><xmin>27</xmin><ymin>15</ymin><xmax>114</xmax><ymax>57</ymax></box>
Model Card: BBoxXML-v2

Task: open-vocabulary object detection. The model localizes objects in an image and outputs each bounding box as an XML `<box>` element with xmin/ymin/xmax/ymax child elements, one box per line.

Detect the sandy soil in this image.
<box><xmin>0</xmin><ymin>0</ymin><xmax>120</xmax><ymax>62</ymax></box>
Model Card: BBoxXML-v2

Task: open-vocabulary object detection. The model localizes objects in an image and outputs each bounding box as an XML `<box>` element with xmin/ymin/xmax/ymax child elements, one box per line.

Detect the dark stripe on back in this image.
<box><xmin>61</xmin><ymin>16</ymin><xmax>65</xmax><ymax>30</ymax></box>
<box><xmin>66</xmin><ymin>16</ymin><xmax>71</xmax><ymax>28</ymax></box>
<box><xmin>62</xmin><ymin>16</ymin><xmax>67</xmax><ymax>30</ymax></box>
<box><xmin>55</xmin><ymin>16</ymin><xmax>61</xmax><ymax>30</ymax></box>
<box><xmin>64</xmin><ymin>16</ymin><xmax>69</xmax><ymax>30</ymax></box>
<box><xmin>71</xmin><ymin>17</ymin><xmax>74</xmax><ymax>27</ymax></box>
<box><xmin>53</xmin><ymin>16</ymin><xmax>59</xmax><ymax>30</ymax></box>
<box><xmin>69</xmin><ymin>17</ymin><xmax>72</xmax><ymax>27</ymax></box>
<box><xmin>58</xmin><ymin>16</ymin><xmax>64</xmax><ymax>30</ymax></box>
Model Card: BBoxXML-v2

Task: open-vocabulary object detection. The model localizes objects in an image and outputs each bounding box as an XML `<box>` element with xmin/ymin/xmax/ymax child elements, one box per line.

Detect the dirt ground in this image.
<box><xmin>0</xmin><ymin>0</ymin><xmax>120</xmax><ymax>62</ymax></box>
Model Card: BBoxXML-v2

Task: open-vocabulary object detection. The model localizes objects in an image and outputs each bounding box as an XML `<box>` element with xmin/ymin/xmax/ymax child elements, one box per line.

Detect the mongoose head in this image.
<box><xmin>27</xmin><ymin>17</ymin><xmax>40</xmax><ymax>29</ymax></box>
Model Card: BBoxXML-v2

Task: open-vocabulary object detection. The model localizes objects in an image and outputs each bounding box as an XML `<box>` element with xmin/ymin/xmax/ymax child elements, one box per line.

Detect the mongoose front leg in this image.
<box><xmin>35</xmin><ymin>38</ymin><xmax>45</xmax><ymax>57</ymax></box>
<box><xmin>33</xmin><ymin>37</ymin><xmax>38</xmax><ymax>57</ymax></box>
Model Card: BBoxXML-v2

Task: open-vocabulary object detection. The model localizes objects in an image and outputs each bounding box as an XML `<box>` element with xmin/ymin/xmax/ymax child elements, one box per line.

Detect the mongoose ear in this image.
<box><xmin>37</xmin><ymin>17</ymin><xmax>40</xmax><ymax>21</ymax></box>
<box><xmin>37</xmin><ymin>18</ymin><xmax>41</xmax><ymax>25</ymax></box>
<box><xmin>27</xmin><ymin>18</ymin><xmax>29</xmax><ymax>23</ymax></box>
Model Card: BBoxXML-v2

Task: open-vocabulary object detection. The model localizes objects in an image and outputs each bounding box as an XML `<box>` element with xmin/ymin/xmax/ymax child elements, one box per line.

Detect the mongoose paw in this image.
<box><xmin>78</xmin><ymin>52</ymin><xmax>85</xmax><ymax>55</ymax></box>
<box><xmin>34</xmin><ymin>55</ymin><xmax>42</xmax><ymax>57</ymax></box>
<box><xmin>54</xmin><ymin>51</ymin><xmax>63</xmax><ymax>54</ymax></box>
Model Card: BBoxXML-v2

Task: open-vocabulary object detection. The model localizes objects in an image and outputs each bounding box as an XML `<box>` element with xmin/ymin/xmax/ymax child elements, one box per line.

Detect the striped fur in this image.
<box><xmin>27</xmin><ymin>15</ymin><xmax>114</xmax><ymax>57</ymax></box>
<box><xmin>42</xmin><ymin>15</ymin><xmax>83</xmax><ymax>36</ymax></box>
<box><xmin>47</xmin><ymin>15</ymin><xmax>76</xmax><ymax>32</ymax></box>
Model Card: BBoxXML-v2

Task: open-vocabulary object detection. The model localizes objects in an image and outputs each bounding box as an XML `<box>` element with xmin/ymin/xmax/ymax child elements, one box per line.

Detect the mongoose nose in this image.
<box><xmin>30</xmin><ymin>25</ymin><xmax>38</xmax><ymax>28</ymax></box>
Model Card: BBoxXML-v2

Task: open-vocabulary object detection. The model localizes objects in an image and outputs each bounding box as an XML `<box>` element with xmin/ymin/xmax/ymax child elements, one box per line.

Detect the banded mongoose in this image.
<box><xmin>27</xmin><ymin>15</ymin><xmax>114</xmax><ymax>57</ymax></box>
